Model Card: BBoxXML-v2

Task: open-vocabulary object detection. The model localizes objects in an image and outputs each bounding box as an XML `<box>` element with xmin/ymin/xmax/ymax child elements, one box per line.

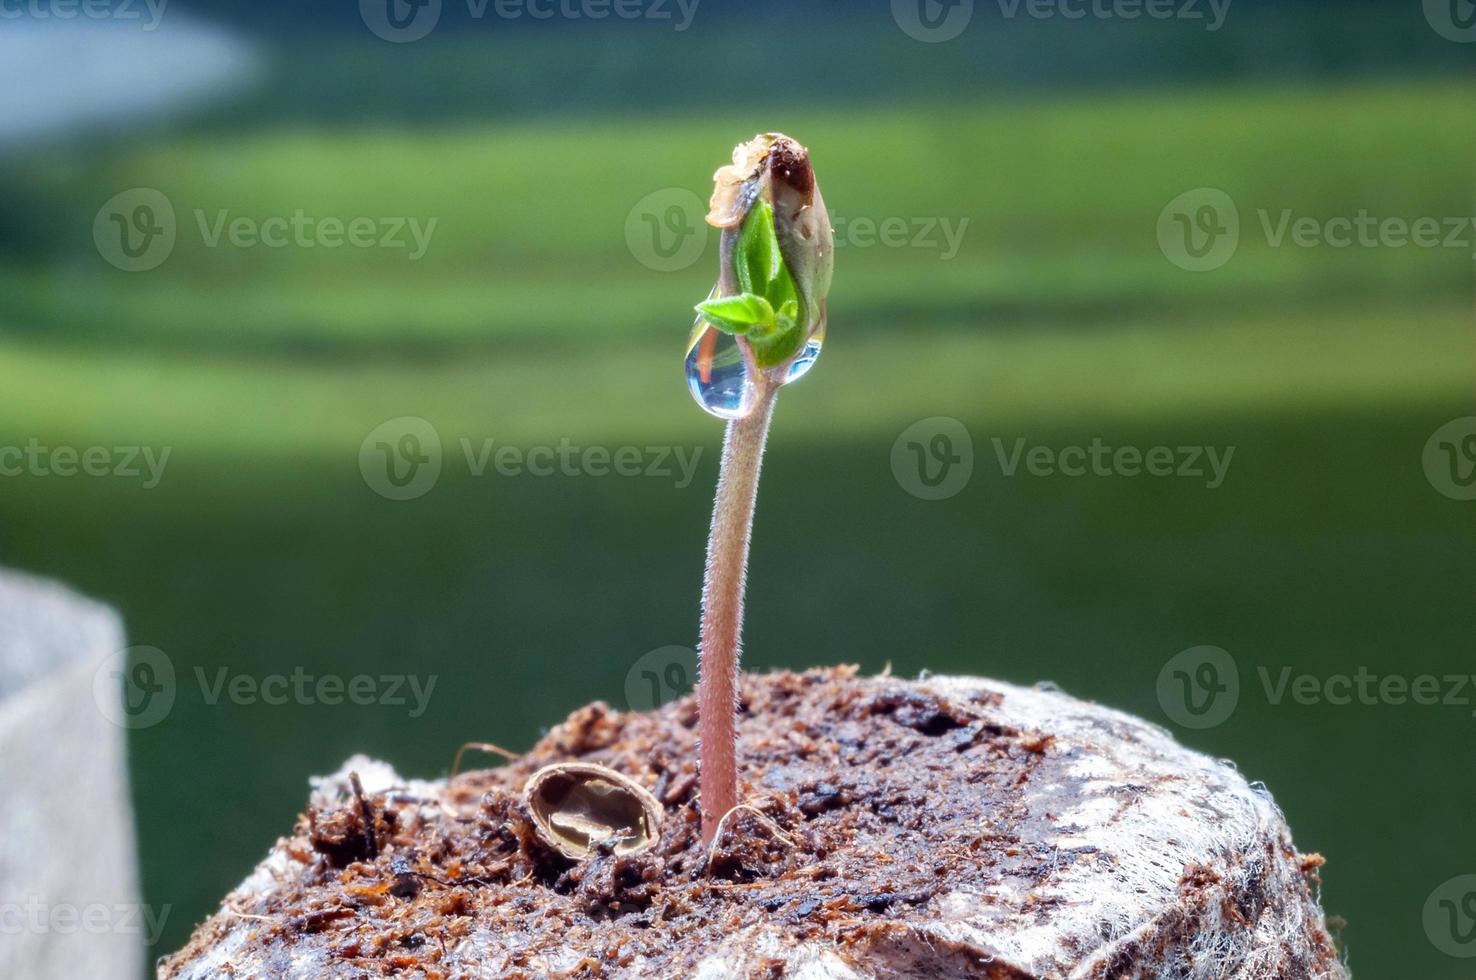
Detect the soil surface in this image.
<box><xmin>160</xmin><ymin>668</ymin><xmax>1342</xmax><ymax>979</ymax></box>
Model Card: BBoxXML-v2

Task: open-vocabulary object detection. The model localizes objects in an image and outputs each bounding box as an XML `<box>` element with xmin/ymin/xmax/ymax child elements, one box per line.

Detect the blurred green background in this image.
<box><xmin>2</xmin><ymin>1</ymin><xmax>1473</xmax><ymax>975</ymax></box>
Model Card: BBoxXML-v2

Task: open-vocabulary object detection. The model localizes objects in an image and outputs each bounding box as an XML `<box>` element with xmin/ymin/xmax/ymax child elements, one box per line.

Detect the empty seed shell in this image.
<box><xmin>523</xmin><ymin>763</ymin><xmax>662</xmax><ymax>860</ymax></box>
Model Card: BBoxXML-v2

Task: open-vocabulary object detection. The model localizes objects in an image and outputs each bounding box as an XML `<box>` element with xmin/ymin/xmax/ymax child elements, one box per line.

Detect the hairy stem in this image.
<box><xmin>698</xmin><ymin>382</ymin><xmax>779</xmax><ymax>843</ymax></box>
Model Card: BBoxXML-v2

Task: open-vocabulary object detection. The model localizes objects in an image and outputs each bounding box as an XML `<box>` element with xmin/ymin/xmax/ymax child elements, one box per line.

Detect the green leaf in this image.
<box><xmin>735</xmin><ymin>201</ymin><xmax>783</xmax><ymax>296</ymax></box>
<box><xmin>747</xmin><ymin>319</ymin><xmax>805</xmax><ymax>368</ymax></box>
<box><xmin>694</xmin><ymin>292</ymin><xmax>774</xmax><ymax>336</ymax></box>
<box><xmin>730</xmin><ymin>201</ymin><xmax>806</xmax><ymax>368</ymax></box>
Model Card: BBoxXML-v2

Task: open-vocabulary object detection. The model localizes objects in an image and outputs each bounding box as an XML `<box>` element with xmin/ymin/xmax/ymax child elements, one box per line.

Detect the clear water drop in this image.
<box><xmin>782</xmin><ymin>336</ymin><xmax>823</xmax><ymax>384</ymax></box>
<box><xmin>685</xmin><ymin>321</ymin><xmax>754</xmax><ymax>420</ymax></box>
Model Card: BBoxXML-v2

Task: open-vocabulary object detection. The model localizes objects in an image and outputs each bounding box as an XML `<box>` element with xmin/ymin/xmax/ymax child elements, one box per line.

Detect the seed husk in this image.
<box><xmin>523</xmin><ymin>762</ymin><xmax>662</xmax><ymax>860</ymax></box>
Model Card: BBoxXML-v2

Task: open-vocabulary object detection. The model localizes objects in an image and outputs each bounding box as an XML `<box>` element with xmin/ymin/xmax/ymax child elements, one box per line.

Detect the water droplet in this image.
<box><xmin>782</xmin><ymin>336</ymin><xmax>823</xmax><ymax>384</ymax></box>
<box><xmin>685</xmin><ymin>321</ymin><xmax>754</xmax><ymax>420</ymax></box>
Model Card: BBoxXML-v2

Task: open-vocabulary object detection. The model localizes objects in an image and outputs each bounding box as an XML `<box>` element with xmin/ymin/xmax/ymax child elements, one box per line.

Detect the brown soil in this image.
<box><xmin>160</xmin><ymin>667</ymin><xmax>1064</xmax><ymax>977</ymax></box>
<box><xmin>160</xmin><ymin>667</ymin><xmax>1340</xmax><ymax>978</ymax></box>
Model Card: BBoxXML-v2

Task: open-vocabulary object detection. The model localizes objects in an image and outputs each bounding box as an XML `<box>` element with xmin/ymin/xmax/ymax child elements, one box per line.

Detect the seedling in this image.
<box><xmin>686</xmin><ymin>134</ymin><xmax>833</xmax><ymax>843</ymax></box>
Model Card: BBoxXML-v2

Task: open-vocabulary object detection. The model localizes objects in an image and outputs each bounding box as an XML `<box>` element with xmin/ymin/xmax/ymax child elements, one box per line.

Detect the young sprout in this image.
<box><xmin>687</xmin><ymin>134</ymin><xmax>833</xmax><ymax>842</ymax></box>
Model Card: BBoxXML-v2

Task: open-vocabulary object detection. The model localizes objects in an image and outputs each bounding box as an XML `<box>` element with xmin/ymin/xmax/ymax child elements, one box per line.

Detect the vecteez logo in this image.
<box><xmin>362</xmin><ymin>0</ymin><xmax>698</xmax><ymax>41</ymax></box>
<box><xmin>1424</xmin><ymin>417</ymin><xmax>1476</xmax><ymax>501</ymax></box>
<box><xmin>892</xmin><ymin>0</ymin><xmax>974</xmax><ymax>42</ymax></box>
<box><xmin>1156</xmin><ymin>648</ymin><xmax>1476</xmax><ymax>731</ymax></box>
<box><xmin>625</xmin><ymin>188</ymin><xmax>708</xmax><ymax>272</ymax></box>
<box><xmin>1159</xmin><ymin>189</ymin><xmax>1476</xmax><ymax>272</ymax></box>
<box><xmin>891</xmin><ymin>417</ymin><xmax>975</xmax><ymax>500</ymax></box>
<box><xmin>1425</xmin><ymin>0</ymin><xmax>1476</xmax><ymax>42</ymax></box>
<box><xmin>94</xmin><ymin>190</ymin><xmax>438</xmax><ymax>270</ymax></box>
<box><xmin>624</xmin><ymin>645</ymin><xmax>698</xmax><ymax>711</ymax></box>
<box><xmin>360</xmin><ymin>417</ymin><xmax>444</xmax><ymax>501</ymax></box>
<box><xmin>1426</xmin><ymin>875</ymin><xmax>1476</xmax><ymax>957</ymax></box>
<box><xmin>358</xmin><ymin>418</ymin><xmax>706</xmax><ymax>499</ymax></box>
<box><xmin>94</xmin><ymin>188</ymin><xmax>176</xmax><ymax>272</ymax></box>
<box><xmin>893</xmin><ymin>0</ymin><xmax>1230</xmax><ymax>42</ymax></box>
<box><xmin>361</xmin><ymin>0</ymin><xmax>442</xmax><ymax>42</ymax></box>
<box><xmin>0</xmin><ymin>0</ymin><xmax>170</xmax><ymax>30</ymax></box>
<box><xmin>1157</xmin><ymin>188</ymin><xmax>1239</xmax><ymax>271</ymax></box>
<box><xmin>1156</xmin><ymin>645</ymin><xmax>1239</xmax><ymax>729</ymax></box>
<box><xmin>93</xmin><ymin>645</ymin><xmax>177</xmax><ymax>730</ymax></box>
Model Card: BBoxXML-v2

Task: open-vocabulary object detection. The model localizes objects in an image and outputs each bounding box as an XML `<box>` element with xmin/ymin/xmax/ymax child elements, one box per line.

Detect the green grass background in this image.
<box><xmin>0</xmin><ymin>25</ymin><xmax>1473</xmax><ymax>978</ymax></box>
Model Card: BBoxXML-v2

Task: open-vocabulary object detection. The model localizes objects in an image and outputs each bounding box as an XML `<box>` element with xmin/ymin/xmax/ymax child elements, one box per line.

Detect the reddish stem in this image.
<box><xmin>697</xmin><ymin>381</ymin><xmax>779</xmax><ymax>843</ymax></box>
